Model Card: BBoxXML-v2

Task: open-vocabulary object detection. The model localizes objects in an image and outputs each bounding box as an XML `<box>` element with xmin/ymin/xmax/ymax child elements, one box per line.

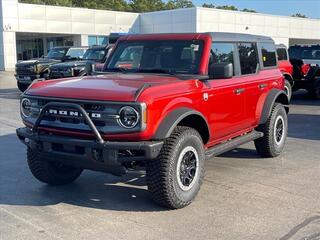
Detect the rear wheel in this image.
<box><xmin>146</xmin><ymin>127</ymin><xmax>205</xmax><ymax>209</ymax></box>
<box><xmin>254</xmin><ymin>103</ymin><xmax>288</xmax><ymax>158</ymax></box>
<box><xmin>17</xmin><ymin>82</ymin><xmax>29</xmax><ymax>92</ymax></box>
<box><xmin>27</xmin><ymin>148</ymin><xmax>83</xmax><ymax>185</ymax></box>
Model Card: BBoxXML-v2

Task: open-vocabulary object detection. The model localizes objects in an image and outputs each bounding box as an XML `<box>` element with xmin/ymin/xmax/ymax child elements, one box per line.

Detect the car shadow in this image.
<box><xmin>291</xmin><ymin>91</ymin><xmax>320</xmax><ymax>106</ymax></box>
<box><xmin>219</xmin><ymin>148</ymin><xmax>259</xmax><ymax>159</ymax></box>
<box><xmin>0</xmin><ymin>133</ymin><xmax>165</xmax><ymax>212</ymax></box>
<box><xmin>0</xmin><ymin>88</ymin><xmax>21</xmax><ymax>100</ymax></box>
<box><xmin>288</xmin><ymin>113</ymin><xmax>320</xmax><ymax>141</ymax></box>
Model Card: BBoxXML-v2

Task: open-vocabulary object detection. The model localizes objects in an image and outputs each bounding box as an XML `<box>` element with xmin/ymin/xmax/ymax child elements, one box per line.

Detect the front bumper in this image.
<box><xmin>15</xmin><ymin>74</ymin><xmax>39</xmax><ymax>83</ymax></box>
<box><xmin>17</xmin><ymin>127</ymin><xmax>163</xmax><ymax>175</ymax></box>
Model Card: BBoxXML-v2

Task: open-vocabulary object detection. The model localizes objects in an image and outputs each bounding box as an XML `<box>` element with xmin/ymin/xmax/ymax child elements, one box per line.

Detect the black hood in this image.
<box><xmin>16</xmin><ymin>58</ymin><xmax>61</xmax><ymax>67</ymax></box>
<box><xmin>50</xmin><ymin>60</ymin><xmax>96</xmax><ymax>69</ymax></box>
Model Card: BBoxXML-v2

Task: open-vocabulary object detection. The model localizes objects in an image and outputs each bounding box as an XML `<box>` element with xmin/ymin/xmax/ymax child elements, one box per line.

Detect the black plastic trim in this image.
<box><xmin>259</xmin><ymin>89</ymin><xmax>289</xmax><ymax>125</ymax></box>
<box><xmin>153</xmin><ymin>107</ymin><xmax>210</xmax><ymax>140</ymax></box>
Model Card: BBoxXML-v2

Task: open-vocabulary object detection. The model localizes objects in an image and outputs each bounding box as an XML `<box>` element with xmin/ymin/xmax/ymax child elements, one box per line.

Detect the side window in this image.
<box><xmin>261</xmin><ymin>43</ymin><xmax>277</xmax><ymax>67</ymax></box>
<box><xmin>237</xmin><ymin>42</ymin><xmax>259</xmax><ymax>75</ymax></box>
<box><xmin>210</xmin><ymin>43</ymin><xmax>234</xmax><ymax>65</ymax></box>
<box><xmin>277</xmin><ymin>48</ymin><xmax>288</xmax><ymax>61</ymax></box>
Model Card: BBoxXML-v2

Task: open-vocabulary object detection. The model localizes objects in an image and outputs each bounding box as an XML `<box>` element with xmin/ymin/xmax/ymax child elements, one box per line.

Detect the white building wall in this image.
<box><xmin>1</xmin><ymin>2</ymin><xmax>139</xmax><ymax>35</ymax></box>
<box><xmin>139</xmin><ymin>8</ymin><xmax>197</xmax><ymax>33</ymax></box>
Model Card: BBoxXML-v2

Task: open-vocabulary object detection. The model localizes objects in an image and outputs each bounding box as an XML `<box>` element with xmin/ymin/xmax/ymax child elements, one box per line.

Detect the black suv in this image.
<box><xmin>47</xmin><ymin>45</ymin><xmax>113</xmax><ymax>80</ymax></box>
<box><xmin>15</xmin><ymin>46</ymin><xmax>88</xmax><ymax>92</ymax></box>
<box><xmin>289</xmin><ymin>45</ymin><xmax>320</xmax><ymax>98</ymax></box>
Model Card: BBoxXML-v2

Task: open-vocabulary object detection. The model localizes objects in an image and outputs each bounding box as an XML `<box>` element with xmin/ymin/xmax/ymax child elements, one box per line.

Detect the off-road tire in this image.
<box><xmin>254</xmin><ymin>103</ymin><xmax>288</xmax><ymax>158</ymax></box>
<box><xmin>284</xmin><ymin>79</ymin><xmax>292</xmax><ymax>101</ymax></box>
<box><xmin>17</xmin><ymin>82</ymin><xmax>29</xmax><ymax>92</ymax></box>
<box><xmin>146</xmin><ymin>126</ymin><xmax>205</xmax><ymax>209</ymax></box>
<box><xmin>27</xmin><ymin>148</ymin><xmax>83</xmax><ymax>185</ymax></box>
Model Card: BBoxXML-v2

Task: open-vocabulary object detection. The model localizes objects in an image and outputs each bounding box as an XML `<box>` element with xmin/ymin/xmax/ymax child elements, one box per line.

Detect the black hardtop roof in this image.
<box><xmin>51</xmin><ymin>46</ymin><xmax>88</xmax><ymax>50</ymax></box>
<box><xmin>208</xmin><ymin>32</ymin><xmax>274</xmax><ymax>43</ymax></box>
<box><xmin>289</xmin><ymin>44</ymin><xmax>320</xmax><ymax>48</ymax></box>
<box><xmin>276</xmin><ymin>44</ymin><xmax>287</xmax><ymax>48</ymax></box>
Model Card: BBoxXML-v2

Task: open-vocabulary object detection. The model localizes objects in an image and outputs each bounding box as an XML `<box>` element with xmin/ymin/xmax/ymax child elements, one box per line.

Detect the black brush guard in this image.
<box><xmin>16</xmin><ymin>102</ymin><xmax>163</xmax><ymax>176</ymax></box>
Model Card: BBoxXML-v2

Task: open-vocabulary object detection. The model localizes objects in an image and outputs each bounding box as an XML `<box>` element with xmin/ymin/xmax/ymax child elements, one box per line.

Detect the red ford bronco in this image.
<box><xmin>276</xmin><ymin>44</ymin><xmax>294</xmax><ymax>100</ymax></box>
<box><xmin>16</xmin><ymin>33</ymin><xmax>289</xmax><ymax>209</ymax></box>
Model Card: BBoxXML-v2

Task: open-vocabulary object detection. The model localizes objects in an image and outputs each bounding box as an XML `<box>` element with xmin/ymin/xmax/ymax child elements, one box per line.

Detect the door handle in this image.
<box><xmin>234</xmin><ymin>88</ymin><xmax>245</xmax><ymax>95</ymax></box>
<box><xmin>258</xmin><ymin>83</ymin><xmax>267</xmax><ymax>89</ymax></box>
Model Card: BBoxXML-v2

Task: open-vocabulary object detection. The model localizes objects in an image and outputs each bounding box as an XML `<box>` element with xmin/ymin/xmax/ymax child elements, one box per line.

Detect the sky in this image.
<box><xmin>193</xmin><ymin>0</ymin><xmax>320</xmax><ymax>19</ymax></box>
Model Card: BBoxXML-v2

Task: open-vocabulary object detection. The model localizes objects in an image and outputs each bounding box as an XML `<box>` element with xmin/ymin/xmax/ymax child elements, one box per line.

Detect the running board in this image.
<box><xmin>205</xmin><ymin>131</ymin><xmax>263</xmax><ymax>159</ymax></box>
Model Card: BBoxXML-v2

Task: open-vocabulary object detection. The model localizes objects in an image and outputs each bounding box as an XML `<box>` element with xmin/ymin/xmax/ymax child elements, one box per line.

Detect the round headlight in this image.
<box><xmin>20</xmin><ymin>98</ymin><xmax>32</xmax><ymax>118</ymax></box>
<box><xmin>118</xmin><ymin>106</ymin><xmax>139</xmax><ymax>129</ymax></box>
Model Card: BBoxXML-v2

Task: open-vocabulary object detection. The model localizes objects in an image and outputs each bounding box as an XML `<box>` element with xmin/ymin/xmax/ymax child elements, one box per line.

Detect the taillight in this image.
<box><xmin>301</xmin><ymin>64</ymin><xmax>311</xmax><ymax>76</ymax></box>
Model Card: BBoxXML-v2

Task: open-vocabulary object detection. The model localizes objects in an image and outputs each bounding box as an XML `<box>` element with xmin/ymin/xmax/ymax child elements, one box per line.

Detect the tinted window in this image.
<box><xmin>277</xmin><ymin>48</ymin><xmax>288</xmax><ymax>61</ymax></box>
<box><xmin>261</xmin><ymin>43</ymin><xmax>277</xmax><ymax>67</ymax></box>
<box><xmin>66</xmin><ymin>48</ymin><xmax>87</xmax><ymax>59</ymax></box>
<box><xmin>238</xmin><ymin>43</ymin><xmax>259</xmax><ymax>75</ymax></box>
<box><xmin>288</xmin><ymin>46</ymin><xmax>302</xmax><ymax>59</ymax></box>
<box><xmin>83</xmin><ymin>48</ymin><xmax>106</xmax><ymax>61</ymax></box>
<box><xmin>107</xmin><ymin>40</ymin><xmax>204</xmax><ymax>74</ymax></box>
<box><xmin>211</xmin><ymin>43</ymin><xmax>234</xmax><ymax>65</ymax></box>
<box><xmin>288</xmin><ymin>46</ymin><xmax>320</xmax><ymax>60</ymax></box>
<box><xmin>46</xmin><ymin>48</ymin><xmax>67</xmax><ymax>60</ymax></box>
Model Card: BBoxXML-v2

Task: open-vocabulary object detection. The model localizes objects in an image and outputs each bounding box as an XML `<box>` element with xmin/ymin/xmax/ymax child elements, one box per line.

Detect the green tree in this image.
<box><xmin>19</xmin><ymin>0</ymin><xmax>72</xmax><ymax>6</ymax></box>
<box><xmin>202</xmin><ymin>3</ymin><xmax>215</xmax><ymax>8</ymax></box>
<box><xmin>129</xmin><ymin>0</ymin><xmax>166</xmax><ymax>12</ymax></box>
<box><xmin>242</xmin><ymin>8</ymin><xmax>256</xmax><ymax>13</ymax></box>
<box><xmin>216</xmin><ymin>5</ymin><xmax>238</xmax><ymax>11</ymax></box>
<box><xmin>291</xmin><ymin>13</ymin><xmax>308</xmax><ymax>18</ymax></box>
<box><xmin>166</xmin><ymin>0</ymin><xmax>194</xmax><ymax>10</ymax></box>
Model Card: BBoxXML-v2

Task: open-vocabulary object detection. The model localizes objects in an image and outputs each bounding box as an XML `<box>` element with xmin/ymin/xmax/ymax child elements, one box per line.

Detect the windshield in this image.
<box><xmin>66</xmin><ymin>48</ymin><xmax>87</xmax><ymax>59</ymax></box>
<box><xmin>106</xmin><ymin>40</ymin><xmax>204</xmax><ymax>74</ymax></box>
<box><xmin>289</xmin><ymin>46</ymin><xmax>320</xmax><ymax>60</ymax></box>
<box><xmin>83</xmin><ymin>48</ymin><xmax>106</xmax><ymax>61</ymax></box>
<box><xmin>46</xmin><ymin>48</ymin><xmax>68</xmax><ymax>60</ymax></box>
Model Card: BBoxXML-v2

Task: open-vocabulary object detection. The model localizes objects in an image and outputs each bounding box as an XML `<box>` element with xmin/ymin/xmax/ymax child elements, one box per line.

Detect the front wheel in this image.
<box><xmin>146</xmin><ymin>127</ymin><xmax>205</xmax><ymax>209</ymax></box>
<box><xmin>27</xmin><ymin>148</ymin><xmax>83</xmax><ymax>185</ymax></box>
<box><xmin>254</xmin><ymin>103</ymin><xmax>288</xmax><ymax>158</ymax></box>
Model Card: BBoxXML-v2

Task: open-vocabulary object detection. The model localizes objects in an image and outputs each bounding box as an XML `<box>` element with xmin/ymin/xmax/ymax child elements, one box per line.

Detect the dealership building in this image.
<box><xmin>0</xmin><ymin>0</ymin><xmax>320</xmax><ymax>71</ymax></box>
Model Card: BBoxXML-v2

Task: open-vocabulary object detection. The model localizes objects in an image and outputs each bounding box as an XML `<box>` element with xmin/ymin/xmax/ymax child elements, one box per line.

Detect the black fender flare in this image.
<box><xmin>152</xmin><ymin>107</ymin><xmax>210</xmax><ymax>141</ymax></box>
<box><xmin>259</xmin><ymin>89</ymin><xmax>289</xmax><ymax>125</ymax></box>
<box><xmin>281</xmin><ymin>72</ymin><xmax>294</xmax><ymax>85</ymax></box>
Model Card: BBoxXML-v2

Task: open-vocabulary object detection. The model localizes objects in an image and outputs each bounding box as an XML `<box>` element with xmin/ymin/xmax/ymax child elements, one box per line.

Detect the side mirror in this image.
<box><xmin>209</xmin><ymin>62</ymin><xmax>233</xmax><ymax>79</ymax></box>
<box><xmin>85</xmin><ymin>62</ymin><xmax>95</xmax><ymax>76</ymax></box>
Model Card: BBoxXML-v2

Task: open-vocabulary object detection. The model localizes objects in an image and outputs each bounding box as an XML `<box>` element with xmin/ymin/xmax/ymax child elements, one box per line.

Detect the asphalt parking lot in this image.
<box><xmin>0</xmin><ymin>72</ymin><xmax>319</xmax><ymax>240</ymax></box>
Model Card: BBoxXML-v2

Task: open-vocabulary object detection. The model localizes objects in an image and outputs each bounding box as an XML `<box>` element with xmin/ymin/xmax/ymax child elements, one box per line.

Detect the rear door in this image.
<box><xmin>205</xmin><ymin>42</ymin><xmax>248</xmax><ymax>143</ymax></box>
<box><xmin>244</xmin><ymin>42</ymin><xmax>280</xmax><ymax>127</ymax></box>
<box><xmin>236</xmin><ymin>42</ymin><xmax>268</xmax><ymax>128</ymax></box>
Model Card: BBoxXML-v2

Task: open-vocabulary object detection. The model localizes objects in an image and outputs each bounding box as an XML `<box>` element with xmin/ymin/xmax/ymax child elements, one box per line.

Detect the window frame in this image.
<box><xmin>210</xmin><ymin>41</ymin><xmax>241</xmax><ymax>78</ymax></box>
<box><xmin>276</xmin><ymin>47</ymin><xmax>289</xmax><ymax>61</ymax></box>
<box><xmin>236</xmin><ymin>41</ymin><xmax>261</xmax><ymax>76</ymax></box>
<box><xmin>258</xmin><ymin>42</ymin><xmax>278</xmax><ymax>70</ymax></box>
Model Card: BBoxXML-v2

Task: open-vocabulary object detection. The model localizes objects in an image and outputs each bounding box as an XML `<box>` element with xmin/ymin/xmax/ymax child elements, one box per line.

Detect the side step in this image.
<box><xmin>205</xmin><ymin>130</ymin><xmax>263</xmax><ymax>159</ymax></box>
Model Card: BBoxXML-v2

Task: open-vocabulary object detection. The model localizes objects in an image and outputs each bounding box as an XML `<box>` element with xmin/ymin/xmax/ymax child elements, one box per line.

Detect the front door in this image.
<box><xmin>204</xmin><ymin>42</ymin><xmax>247</xmax><ymax>144</ymax></box>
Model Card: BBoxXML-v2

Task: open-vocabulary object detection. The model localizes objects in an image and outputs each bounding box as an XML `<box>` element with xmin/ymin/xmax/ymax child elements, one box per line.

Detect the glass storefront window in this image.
<box><xmin>16</xmin><ymin>38</ymin><xmax>44</xmax><ymax>61</ymax></box>
<box><xmin>88</xmin><ymin>35</ymin><xmax>108</xmax><ymax>46</ymax></box>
